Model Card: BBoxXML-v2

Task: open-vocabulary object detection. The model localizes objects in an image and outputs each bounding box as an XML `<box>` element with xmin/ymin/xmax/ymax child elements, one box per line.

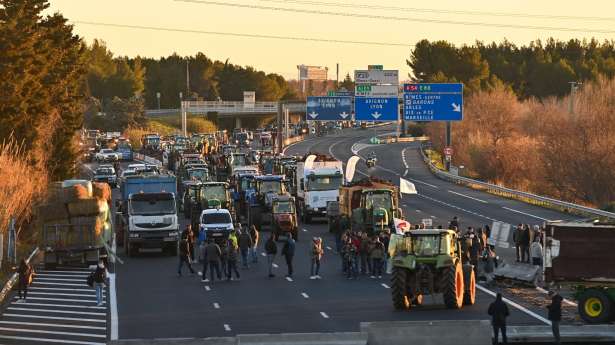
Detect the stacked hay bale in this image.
<box><xmin>38</xmin><ymin>181</ymin><xmax>112</xmax><ymax>248</ymax></box>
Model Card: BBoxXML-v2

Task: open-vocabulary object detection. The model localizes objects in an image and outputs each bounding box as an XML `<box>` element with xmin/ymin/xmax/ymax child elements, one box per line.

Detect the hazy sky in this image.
<box><xmin>48</xmin><ymin>0</ymin><xmax>615</xmax><ymax>80</ymax></box>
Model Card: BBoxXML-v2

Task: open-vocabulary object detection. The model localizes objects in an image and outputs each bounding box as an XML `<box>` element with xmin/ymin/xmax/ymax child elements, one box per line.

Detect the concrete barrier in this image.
<box><xmin>237</xmin><ymin>332</ymin><xmax>366</xmax><ymax>345</ymax></box>
<box><xmin>508</xmin><ymin>324</ymin><xmax>615</xmax><ymax>343</ymax></box>
<box><xmin>110</xmin><ymin>337</ymin><xmax>235</xmax><ymax>345</ymax></box>
<box><xmin>360</xmin><ymin>320</ymin><xmax>492</xmax><ymax>345</ymax></box>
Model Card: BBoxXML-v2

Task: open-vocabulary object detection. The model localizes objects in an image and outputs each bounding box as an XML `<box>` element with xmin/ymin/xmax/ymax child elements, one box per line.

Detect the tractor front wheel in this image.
<box><xmin>391</xmin><ymin>267</ymin><xmax>411</xmax><ymax>310</ymax></box>
<box><xmin>463</xmin><ymin>267</ymin><xmax>476</xmax><ymax>306</ymax></box>
<box><xmin>578</xmin><ymin>289</ymin><xmax>612</xmax><ymax>324</ymax></box>
<box><xmin>442</xmin><ymin>261</ymin><xmax>465</xmax><ymax>309</ymax></box>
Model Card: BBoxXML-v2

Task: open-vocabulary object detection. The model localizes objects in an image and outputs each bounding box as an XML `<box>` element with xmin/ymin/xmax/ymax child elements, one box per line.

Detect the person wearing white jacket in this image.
<box><xmin>530</xmin><ymin>237</ymin><xmax>543</xmax><ymax>267</ymax></box>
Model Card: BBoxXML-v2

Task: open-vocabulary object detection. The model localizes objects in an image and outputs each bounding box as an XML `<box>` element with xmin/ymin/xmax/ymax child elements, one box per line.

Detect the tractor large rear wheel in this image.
<box><xmin>391</xmin><ymin>267</ymin><xmax>411</xmax><ymax>310</ymax></box>
<box><xmin>442</xmin><ymin>262</ymin><xmax>465</xmax><ymax>309</ymax></box>
<box><xmin>578</xmin><ymin>289</ymin><xmax>612</xmax><ymax>324</ymax></box>
<box><xmin>463</xmin><ymin>267</ymin><xmax>476</xmax><ymax>306</ymax></box>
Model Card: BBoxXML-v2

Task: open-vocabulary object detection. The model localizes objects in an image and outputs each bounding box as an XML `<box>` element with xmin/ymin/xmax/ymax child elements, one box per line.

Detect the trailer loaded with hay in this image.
<box><xmin>38</xmin><ymin>180</ymin><xmax>113</xmax><ymax>268</ymax></box>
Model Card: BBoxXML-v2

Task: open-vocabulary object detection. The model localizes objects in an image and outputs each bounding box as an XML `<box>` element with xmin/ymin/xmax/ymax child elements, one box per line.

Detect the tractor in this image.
<box><xmin>271</xmin><ymin>195</ymin><xmax>298</xmax><ymax>241</ymax></box>
<box><xmin>248</xmin><ymin>175</ymin><xmax>286</xmax><ymax>229</ymax></box>
<box><xmin>388</xmin><ymin>229</ymin><xmax>476</xmax><ymax>311</ymax></box>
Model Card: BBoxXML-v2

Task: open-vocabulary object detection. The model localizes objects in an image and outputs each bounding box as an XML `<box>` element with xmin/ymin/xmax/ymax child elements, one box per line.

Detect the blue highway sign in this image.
<box><xmin>403</xmin><ymin>83</ymin><xmax>463</xmax><ymax>121</ymax></box>
<box><xmin>306</xmin><ymin>96</ymin><xmax>352</xmax><ymax>121</ymax></box>
<box><xmin>355</xmin><ymin>97</ymin><xmax>398</xmax><ymax>121</ymax></box>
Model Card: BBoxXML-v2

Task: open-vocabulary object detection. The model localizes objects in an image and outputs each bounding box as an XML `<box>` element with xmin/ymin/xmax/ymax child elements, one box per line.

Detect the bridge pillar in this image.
<box><xmin>234</xmin><ymin>116</ymin><xmax>242</xmax><ymax>129</ymax></box>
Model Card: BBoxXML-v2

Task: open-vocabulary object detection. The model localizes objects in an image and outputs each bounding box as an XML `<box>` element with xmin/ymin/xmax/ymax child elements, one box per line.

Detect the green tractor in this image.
<box><xmin>388</xmin><ymin>229</ymin><xmax>476</xmax><ymax>311</ymax></box>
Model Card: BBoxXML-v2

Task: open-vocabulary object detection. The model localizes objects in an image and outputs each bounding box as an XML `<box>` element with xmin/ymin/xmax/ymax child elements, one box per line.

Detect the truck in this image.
<box><xmin>337</xmin><ymin>177</ymin><xmax>403</xmax><ymax>236</ymax></box>
<box><xmin>544</xmin><ymin>221</ymin><xmax>615</xmax><ymax>324</ymax></box>
<box><xmin>116</xmin><ymin>175</ymin><xmax>179</xmax><ymax>257</ymax></box>
<box><xmin>296</xmin><ymin>154</ymin><xmax>344</xmax><ymax>223</ymax></box>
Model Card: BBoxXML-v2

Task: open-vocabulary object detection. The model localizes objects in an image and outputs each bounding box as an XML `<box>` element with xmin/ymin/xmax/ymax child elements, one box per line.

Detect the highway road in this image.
<box><xmin>0</xmin><ymin>126</ymin><xmax>580</xmax><ymax>344</ymax></box>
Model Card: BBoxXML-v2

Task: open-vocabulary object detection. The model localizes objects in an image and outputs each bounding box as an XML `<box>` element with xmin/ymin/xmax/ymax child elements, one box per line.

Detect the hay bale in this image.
<box><xmin>67</xmin><ymin>198</ymin><xmax>105</xmax><ymax>217</ymax></box>
<box><xmin>48</xmin><ymin>182</ymin><xmax>64</xmax><ymax>204</ymax></box>
<box><xmin>37</xmin><ymin>203</ymin><xmax>70</xmax><ymax>222</ymax></box>
<box><xmin>70</xmin><ymin>216</ymin><xmax>103</xmax><ymax>239</ymax></box>
<box><xmin>62</xmin><ymin>184</ymin><xmax>90</xmax><ymax>204</ymax></box>
<box><xmin>92</xmin><ymin>182</ymin><xmax>111</xmax><ymax>202</ymax></box>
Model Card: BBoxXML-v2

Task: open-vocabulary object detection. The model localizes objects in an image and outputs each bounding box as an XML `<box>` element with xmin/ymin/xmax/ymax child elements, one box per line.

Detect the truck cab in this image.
<box><xmin>296</xmin><ymin>156</ymin><xmax>344</xmax><ymax>223</ymax></box>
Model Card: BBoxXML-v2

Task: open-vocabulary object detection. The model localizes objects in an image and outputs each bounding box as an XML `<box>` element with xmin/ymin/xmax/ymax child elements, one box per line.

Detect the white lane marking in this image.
<box><xmin>37</xmin><ymin>270</ymin><xmax>90</xmax><ymax>274</ymax></box>
<box><xmin>3</xmin><ymin>314</ymin><xmax>106</xmax><ymax>323</ymax></box>
<box><xmin>29</xmin><ymin>287</ymin><xmax>94</xmax><ymax>293</ymax></box>
<box><xmin>109</xmin><ymin>273</ymin><xmax>118</xmax><ymax>341</ymax></box>
<box><xmin>401</xmin><ymin>147</ymin><xmax>409</xmax><ymax>169</ymax></box>
<box><xmin>502</xmin><ymin>207</ymin><xmax>551</xmax><ymax>221</ymax></box>
<box><xmin>205</xmin><ymin>286</ymin><xmax>211</xmax><ymax>291</ymax></box>
<box><xmin>320</xmin><ymin>312</ymin><xmax>329</xmax><ymax>319</ymax></box>
<box><xmin>406</xmin><ymin>177</ymin><xmax>438</xmax><ymax>189</ymax></box>
<box><xmin>224</xmin><ymin>324</ymin><xmax>232</xmax><ymax>331</ymax></box>
<box><xmin>11</xmin><ymin>297</ymin><xmax>103</xmax><ymax>304</ymax></box>
<box><xmin>0</xmin><ymin>334</ymin><xmax>105</xmax><ymax>345</ymax></box>
<box><xmin>302</xmin><ymin>228</ymin><xmax>308</xmax><ymax>232</ymax></box>
<box><xmin>35</xmin><ymin>277</ymin><xmax>84</xmax><ymax>282</ymax></box>
<box><xmin>448</xmin><ymin>190</ymin><xmax>488</xmax><ymax>204</ymax></box>
<box><xmin>272</xmin><ymin>263</ymin><xmax>279</xmax><ymax>268</ymax></box>
<box><xmin>326</xmin><ymin>246</ymin><xmax>332</xmax><ymax>251</ymax></box>
<box><xmin>286</xmin><ymin>276</ymin><xmax>294</xmax><ymax>282</ymax></box>
<box><xmin>0</xmin><ymin>320</ymin><xmax>106</xmax><ymax>330</ymax></box>
<box><xmin>416</xmin><ymin>209</ymin><xmax>422</xmax><ymax>213</ymax></box>
<box><xmin>213</xmin><ymin>303</ymin><xmax>220</xmax><ymax>309</ymax></box>
<box><xmin>535</xmin><ymin>287</ymin><xmax>578</xmax><ymax>307</ymax></box>
<box><xmin>28</xmin><ymin>292</ymin><xmax>98</xmax><ymax>298</ymax></box>
<box><xmin>261</xmin><ymin>252</ymin><xmax>267</xmax><ymax>257</ymax></box>
<box><xmin>301</xmin><ymin>292</ymin><xmax>309</xmax><ymax>299</ymax></box>
<box><xmin>381</xmin><ymin>283</ymin><xmax>390</xmax><ymax>289</ymax></box>
<box><xmin>476</xmin><ymin>284</ymin><xmax>550</xmax><ymax>325</ymax></box>
<box><xmin>0</xmin><ymin>326</ymin><xmax>106</xmax><ymax>338</ymax></box>
<box><xmin>418</xmin><ymin>194</ymin><xmax>498</xmax><ymax>222</ymax></box>
<box><xmin>430</xmin><ymin>215</ymin><xmax>436</xmax><ymax>219</ymax></box>
<box><xmin>35</xmin><ymin>274</ymin><xmax>88</xmax><ymax>278</ymax></box>
<box><xmin>32</xmin><ymin>282</ymin><xmax>89</xmax><ymax>287</ymax></box>
<box><xmin>8</xmin><ymin>302</ymin><xmax>106</xmax><ymax>310</ymax></box>
<box><xmin>8</xmin><ymin>307</ymin><xmax>106</xmax><ymax>316</ymax></box>
<box><xmin>404</xmin><ymin>169</ymin><xmax>408</xmax><ymax>176</ymax></box>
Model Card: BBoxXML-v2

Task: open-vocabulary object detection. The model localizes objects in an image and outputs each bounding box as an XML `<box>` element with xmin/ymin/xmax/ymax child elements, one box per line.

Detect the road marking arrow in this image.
<box><xmin>452</xmin><ymin>103</ymin><xmax>461</xmax><ymax>112</ymax></box>
<box><xmin>309</xmin><ymin>111</ymin><xmax>319</xmax><ymax>119</ymax></box>
<box><xmin>339</xmin><ymin>111</ymin><xmax>349</xmax><ymax>119</ymax></box>
<box><xmin>371</xmin><ymin>112</ymin><xmax>382</xmax><ymax>119</ymax></box>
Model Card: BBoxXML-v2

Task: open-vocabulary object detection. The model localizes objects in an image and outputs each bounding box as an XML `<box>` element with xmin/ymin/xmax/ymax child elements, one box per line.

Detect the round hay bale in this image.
<box><xmin>48</xmin><ymin>182</ymin><xmax>64</xmax><ymax>204</ymax></box>
<box><xmin>67</xmin><ymin>198</ymin><xmax>105</xmax><ymax>217</ymax></box>
<box><xmin>92</xmin><ymin>182</ymin><xmax>112</xmax><ymax>202</ymax></box>
<box><xmin>62</xmin><ymin>184</ymin><xmax>90</xmax><ymax>204</ymax></box>
<box><xmin>37</xmin><ymin>203</ymin><xmax>69</xmax><ymax>222</ymax></box>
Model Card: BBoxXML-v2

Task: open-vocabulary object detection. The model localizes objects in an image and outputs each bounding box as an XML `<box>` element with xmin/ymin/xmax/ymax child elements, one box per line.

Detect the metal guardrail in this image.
<box><xmin>419</xmin><ymin>145</ymin><xmax>615</xmax><ymax>220</ymax></box>
<box><xmin>0</xmin><ymin>247</ymin><xmax>39</xmax><ymax>304</ymax></box>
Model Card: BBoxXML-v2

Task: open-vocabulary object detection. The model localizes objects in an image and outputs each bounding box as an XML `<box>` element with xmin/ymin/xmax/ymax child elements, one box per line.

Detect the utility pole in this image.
<box><xmin>568</xmin><ymin>81</ymin><xmax>581</xmax><ymax>115</ymax></box>
<box><xmin>445</xmin><ymin>121</ymin><xmax>452</xmax><ymax>171</ymax></box>
<box><xmin>336</xmin><ymin>63</ymin><xmax>339</xmax><ymax>89</ymax></box>
<box><xmin>186</xmin><ymin>60</ymin><xmax>190</xmax><ymax>96</ymax></box>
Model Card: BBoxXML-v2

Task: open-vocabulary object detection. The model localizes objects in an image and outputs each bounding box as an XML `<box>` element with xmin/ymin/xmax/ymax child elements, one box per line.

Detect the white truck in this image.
<box><xmin>295</xmin><ymin>155</ymin><xmax>344</xmax><ymax>223</ymax></box>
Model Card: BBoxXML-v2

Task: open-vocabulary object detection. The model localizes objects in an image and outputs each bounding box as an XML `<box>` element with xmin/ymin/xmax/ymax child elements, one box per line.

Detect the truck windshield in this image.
<box><xmin>259</xmin><ymin>180</ymin><xmax>282</xmax><ymax>194</ymax></box>
<box><xmin>129</xmin><ymin>195</ymin><xmax>176</xmax><ymax>215</ymax></box>
<box><xmin>306</xmin><ymin>175</ymin><xmax>343</xmax><ymax>191</ymax></box>
<box><xmin>201</xmin><ymin>213</ymin><xmax>232</xmax><ymax>224</ymax></box>
<box><xmin>240</xmin><ymin>178</ymin><xmax>253</xmax><ymax>191</ymax></box>
<box><xmin>96</xmin><ymin>168</ymin><xmax>114</xmax><ymax>175</ymax></box>
<box><xmin>203</xmin><ymin>185</ymin><xmax>226</xmax><ymax>201</ymax></box>
<box><xmin>365</xmin><ymin>192</ymin><xmax>392</xmax><ymax>210</ymax></box>
<box><xmin>189</xmin><ymin>170</ymin><xmax>208</xmax><ymax>180</ymax></box>
<box><xmin>273</xmin><ymin>201</ymin><xmax>294</xmax><ymax>213</ymax></box>
<box><xmin>230</xmin><ymin>155</ymin><xmax>246</xmax><ymax>166</ymax></box>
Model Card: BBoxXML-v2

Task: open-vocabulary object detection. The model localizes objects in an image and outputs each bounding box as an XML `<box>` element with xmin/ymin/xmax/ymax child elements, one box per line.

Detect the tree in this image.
<box><xmin>340</xmin><ymin>73</ymin><xmax>354</xmax><ymax>91</ymax></box>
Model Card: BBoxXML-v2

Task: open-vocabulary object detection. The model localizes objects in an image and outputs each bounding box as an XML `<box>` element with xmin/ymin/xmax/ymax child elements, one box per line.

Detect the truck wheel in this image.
<box><xmin>578</xmin><ymin>289</ymin><xmax>612</xmax><ymax>324</ymax></box>
<box><xmin>442</xmin><ymin>261</ymin><xmax>465</xmax><ymax>309</ymax></box>
<box><xmin>463</xmin><ymin>267</ymin><xmax>476</xmax><ymax>306</ymax></box>
<box><xmin>391</xmin><ymin>267</ymin><xmax>411</xmax><ymax>310</ymax></box>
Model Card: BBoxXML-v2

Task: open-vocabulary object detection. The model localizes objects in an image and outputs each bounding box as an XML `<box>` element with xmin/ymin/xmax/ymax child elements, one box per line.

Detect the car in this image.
<box><xmin>93</xmin><ymin>166</ymin><xmax>117</xmax><ymax>187</ymax></box>
<box><xmin>199</xmin><ymin>208</ymin><xmax>234</xmax><ymax>244</ymax></box>
<box><xmin>95</xmin><ymin>148</ymin><xmax>119</xmax><ymax>162</ymax></box>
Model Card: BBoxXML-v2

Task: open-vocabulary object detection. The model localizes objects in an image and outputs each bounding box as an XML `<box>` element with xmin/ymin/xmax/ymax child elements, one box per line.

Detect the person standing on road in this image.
<box><xmin>342</xmin><ymin>237</ymin><xmax>358</xmax><ymax>279</ymax></box>
<box><xmin>488</xmin><ymin>293</ymin><xmax>509</xmax><ymax>345</ymax></box>
<box><xmin>93</xmin><ymin>259</ymin><xmax>108</xmax><ymax>307</ymax></box>
<box><xmin>249</xmin><ymin>225</ymin><xmax>260</xmax><ymax>264</ymax></box>
<box><xmin>513</xmin><ymin>224</ymin><xmax>522</xmax><ymax>262</ymax></box>
<box><xmin>520</xmin><ymin>224</ymin><xmax>531</xmax><ymax>263</ymax></box>
<box><xmin>359</xmin><ymin>232</ymin><xmax>371</xmax><ymax>276</ymax></box>
<box><xmin>530</xmin><ymin>237</ymin><xmax>543</xmax><ymax>267</ymax></box>
<box><xmin>282</xmin><ymin>236</ymin><xmax>295</xmax><ymax>278</ymax></box>
<box><xmin>226</xmin><ymin>238</ymin><xmax>241</xmax><ymax>281</ymax></box>
<box><xmin>369</xmin><ymin>237</ymin><xmax>385</xmax><ymax>279</ymax></box>
<box><xmin>380</xmin><ymin>230</ymin><xmax>390</xmax><ymax>274</ymax></box>
<box><xmin>309</xmin><ymin>237</ymin><xmax>324</xmax><ymax>279</ymax></box>
<box><xmin>265</xmin><ymin>234</ymin><xmax>277</xmax><ymax>278</ymax></box>
<box><xmin>15</xmin><ymin>259</ymin><xmax>32</xmax><ymax>303</ymax></box>
<box><xmin>202</xmin><ymin>239</ymin><xmax>222</xmax><ymax>283</ymax></box>
<box><xmin>547</xmin><ymin>291</ymin><xmax>563</xmax><ymax>345</ymax></box>
<box><xmin>449</xmin><ymin>216</ymin><xmax>460</xmax><ymax>231</ymax></box>
<box><xmin>178</xmin><ymin>229</ymin><xmax>196</xmax><ymax>276</ymax></box>
<box><xmin>238</xmin><ymin>229</ymin><xmax>253</xmax><ymax>269</ymax></box>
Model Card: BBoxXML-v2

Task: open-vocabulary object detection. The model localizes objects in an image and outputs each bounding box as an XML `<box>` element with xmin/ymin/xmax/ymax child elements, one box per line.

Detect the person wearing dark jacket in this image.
<box><xmin>225</xmin><ymin>239</ymin><xmax>240</xmax><ymax>281</ymax></box>
<box><xmin>238</xmin><ymin>229</ymin><xmax>253</xmax><ymax>268</ymax></box>
<box><xmin>488</xmin><ymin>293</ymin><xmax>509</xmax><ymax>344</ymax></box>
<box><xmin>249</xmin><ymin>225</ymin><xmax>260</xmax><ymax>264</ymax></box>
<box><xmin>178</xmin><ymin>229</ymin><xmax>196</xmax><ymax>276</ymax></box>
<box><xmin>15</xmin><ymin>259</ymin><xmax>31</xmax><ymax>303</ymax></box>
<box><xmin>520</xmin><ymin>224</ymin><xmax>531</xmax><ymax>263</ymax></box>
<box><xmin>93</xmin><ymin>259</ymin><xmax>107</xmax><ymax>306</ymax></box>
<box><xmin>202</xmin><ymin>239</ymin><xmax>222</xmax><ymax>283</ymax></box>
<box><xmin>265</xmin><ymin>234</ymin><xmax>278</xmax><ymax>278</ymax></box>
<box><xmin>547</xmin><ymin>291</ymin><xmax>563</xmax><ymax>344</ymax></box>
<box><xmin>281</xmin><ymin>236</ymin><xmax>295</xmax><ymax>278</ymax></box>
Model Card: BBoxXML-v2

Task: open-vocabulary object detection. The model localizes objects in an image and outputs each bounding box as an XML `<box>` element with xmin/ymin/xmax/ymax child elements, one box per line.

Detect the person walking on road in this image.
<box><xmin>547</xmin><ymin>291</ymin><xmax>563</xmax><ymax>345</ymax></box>
<box><xmin>16</xmin><ymin>259</ymin><xmax>32</xmax><ymax>303</ymax></box>
<box><xmin>249</xmin><ymin>225</ymin><xmax>260</xmax><ymax>264</ymax></box>
<box><xmin>178</xmin><ymin>229</ymin><xmax>196</xmax><ymax>276</ymax></box>
<box><xmin>226</xmin><ymin>238</ymin><xmax>241</xmax><ymax>281</ymax></box>
<box><xmin>265</xmin><ymin>234</ymin><xmax>277</xmax><ymax>278</ymax></box>
<box><xmin>530</xmin><ymin>237</ymin><xmax>543</xmax><ymax>267</ymax></box>
<box><xmin>488</xmin><ymin>293</ymin><xmax>509</xmax><ymax>344</ymax></box>
<box><xmin>369</xmin><ymin>237</ymin><xmax>385</xmax><ymax>279</ymax></box>
<box><xmin>238</xmin><ymin>228</ymin><xmax>253</xmax><ymax>269</ymax></box>
<box><xmin>342</xmin><ymin>237</ymin><xmax>358</xmax><ymax>279</ymax></box>
<box><xmin>93</xmin><ymin>259</ymin><xmax>108</xmax><ymax>307</ymax></box>
<box><xmin>282</xmin><ymin>236</ymin><xmax>296</xmax><ymax>278</ymax></box>
<box><xmin>310</xmin><ymin>237</ymin><xmax>324</xmax><ymax>279</ymax></box>
<box><xmin>202</xmin><ymin>239</ymin><xmax>222</xmax><ymax>283</ymax></box>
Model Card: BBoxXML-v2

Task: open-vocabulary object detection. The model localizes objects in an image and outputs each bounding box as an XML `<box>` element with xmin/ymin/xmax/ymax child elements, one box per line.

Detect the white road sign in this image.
<box><xmin>354</xmin><ymin>70</ymin><xmax>399</xmax><ymax>84</ymax></box>
<box><xmin>355</xmin><ymin>84</ymin><xmax>399</xmax><ymax>97</ymax></box>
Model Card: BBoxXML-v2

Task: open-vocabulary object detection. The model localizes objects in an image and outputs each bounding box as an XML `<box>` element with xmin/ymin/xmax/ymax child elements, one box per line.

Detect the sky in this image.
<box><xmin>48</xmin><ymin>0</ymin><xmax>615</xmax><ymax>80</ymax></box>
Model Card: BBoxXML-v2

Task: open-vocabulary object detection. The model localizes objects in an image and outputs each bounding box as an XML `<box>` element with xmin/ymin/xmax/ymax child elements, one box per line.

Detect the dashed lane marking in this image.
<box><xmin>430</xmin><ymin>215</ymin><xmax>436</xmax><ymax>219</ymax></box>
<box><xmin>476</xmin><ymin>284</ymin><xmax>550</xmax><ymax>325</ymax></box>
<box><xmin>7</xmin><ymin>308</ymin><xmax>105</xmax><ymax>316</ymax></box>
<box><xmin>418</xmin><ymin>194</ymin><xmax>498</xmax><ymax>222</ymax></box>
<box><xmin>0</xmin><ymin>326</ymin><xmax>106</xmax><ymax>338</ymax></box>
<box><xmin>404</xmin><ymin>169</ymin><xmax>408</xmax><ymax>176</ymax></box>
<box><xmin>301</xmin><ymin>292</ymin><xmax>309</xmax><ymax>299</ymax></box>
<box><xmin>286</xmin><ymin>277</ymin><xmax>294</xmax><ymax>282</ymax></box>
<box><xmin>224</xmin><ymin>324</ymin><xmax>231</xmax><ymax>332</ymax></box>
<box><xmin>502</xmin><ymin>207</ymin><xmax>551</xmax><ymax>221</ymax></box>
<box><xmin>302</xmin><ymin>228</ymin><xmax>308</xmax><ymax>232</ymax></box>
<box><xmin>7</xmin><ymin>302</ymin><xmax>105</xmax><ymax>310</ymax></box>
<box><xmin>0</xmin><ymin>321</ymin><xmax>105</xmax><ymax>330</ymax></box>
<box><xmin>448</xmin><ymin>190</ymin><xmax>488</xmax><ymax>204</ymax></box>
<box><xmin>0</xmin><ymin>335</ymin><xmax>105</xmax><ymax>345</ymax></box>
<box><xmin>205</xmin><ymin>286</ymin><xmax>211</xmax><ymax>291</ymax></box>
<box><xmin>261</xmin><ymin>252</ymin><xmax>267</xmax><ymax>257</ymax></box>
<box><xmin>272</xmin><ymin>263</ymin><xmax>279</xmax><ymax>268</ymax></box>
<box><xmin>405</xmin><ymin>177</ymin><xmax>439</xmax><ymax>189</ymax></box>
<box><xmin>320</xmin><ymin>312</ymin><xmax>329</xmax><ymax>319</ymax></box>
<box><xmin>416</xmin><ymin>210</ymin><xmax>421</xmax><ymax>213</ymax></box>
<box><xmin>326</xmin><ymin>246</ymin><xmax>332</xmax><ymax>251</ymax></box>
<box><xmin>381</xmin><ymin>283</ymin><xmax>390</xmax><ymax>289</ymax></box>
<box><xmin>213</xmin><ymin>303</ymin><xmax>220</xmax><ymax>309</ymax></box>
<box><xmin>3</xmin><ymin>314</ymin><xmax>106</xmax><ymax>323</ymax></box>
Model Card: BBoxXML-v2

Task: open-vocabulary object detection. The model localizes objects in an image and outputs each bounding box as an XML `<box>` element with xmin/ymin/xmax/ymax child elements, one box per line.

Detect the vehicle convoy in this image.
<box><xmin>95</xmin><ymin>148</ymin><xmax>119</xmax><ymax>162</ymax></box>
<box><xmin>270</xmin><ymin>195</ymin><xmax>298</xmax><ymax>240</ymax></box>
<box><xmin>116</xmin><ymin>141</ymin><xmax>133</xmax><ymax>161</ymax></box>
<box><xmin>39</xmin><ymin>180</ymin><xmax>113</xmax><ymax>268</ymax></box>
<box><xmin>248</xmin><ymin>175</ymin><xmax>286</xmax><ymax>229</ymax></box>
<box><xmin>93</xmin><ymin>165</ymin><xmax>117</xmax><ymax>187</ymax></box>
<box><xmin>141</xmin><ymin>133</ymin><xmax>161</xmax><ymax>152</ymax></box>
<box><xmin>199</xmin><ymin>208</ymin><xmax>234</xmax><ymax>246</ymax></box>
<box><xmin>544</xmin><ymin>221</ymin><xmax>615</xmax><ymax>324</ymax></box>
<box><xmin>295</xmin><ymin>154</ymin><xmax>344</xmax><ymax>223</ymax></box>
<box><xmin>116</xmin><ymin>174</ymin><xmax>179</xmax><ymax>256</ymax></box>
<box><xmin>388</xmin><ymin>229</ymin><xmax>476</xmax><ymax>310</ymax></box>
<box><xmin>334</xmin><ymin>178</ymin><xmax>402</xmax><ymax>236</ymax></box>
